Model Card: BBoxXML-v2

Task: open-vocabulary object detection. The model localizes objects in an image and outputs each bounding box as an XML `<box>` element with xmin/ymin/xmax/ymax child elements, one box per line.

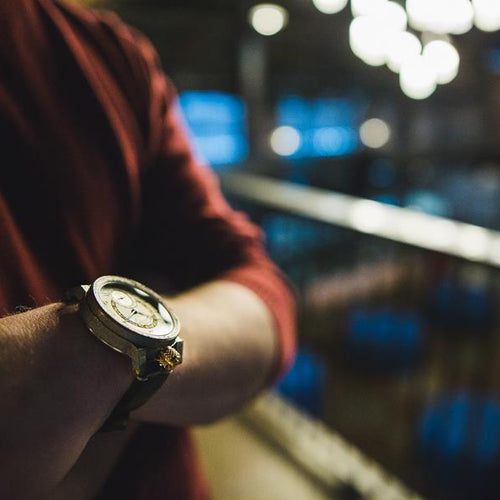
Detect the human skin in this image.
<box><xmin>0</xmin><ymin>280</ymin><xmax>278</xmax><ymax>500</ymax></box>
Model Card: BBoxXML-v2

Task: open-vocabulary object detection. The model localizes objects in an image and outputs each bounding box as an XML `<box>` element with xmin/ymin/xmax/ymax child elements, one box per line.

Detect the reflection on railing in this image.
<box><xmin>242</xmin><ymin>392</ymin><xmax>426</xmax><ymax>500</ymax></box>
<box><xmin>220</xmin><ymin>172</ymin><xmax>500</xmax><ymax>267</ymax></box>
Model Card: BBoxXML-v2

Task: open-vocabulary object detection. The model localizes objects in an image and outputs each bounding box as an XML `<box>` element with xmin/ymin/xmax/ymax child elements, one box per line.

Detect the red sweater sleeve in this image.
<box><xmin>115</xmin><ymin>24</ymin><xmax>297</xmax><ymax>379</ymax></box>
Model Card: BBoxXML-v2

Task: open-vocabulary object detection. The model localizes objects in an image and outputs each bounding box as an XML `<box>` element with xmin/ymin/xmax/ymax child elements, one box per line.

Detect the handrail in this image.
<box><xmin>242</xmin><ymin>392</ymin><xmax>426</xmax><ymax>500</ymax></box>
<box><xmin>220</xmin><ymin>172</ymin><xmax>500</xmax><ymax>268</ymax></box>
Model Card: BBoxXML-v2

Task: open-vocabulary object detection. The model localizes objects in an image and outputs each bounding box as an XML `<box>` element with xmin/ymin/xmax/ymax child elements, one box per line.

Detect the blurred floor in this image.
<box><xmin>193</xmin><ymin>418</ymin><xmax>331</xmax><ymax>500</ymax></box>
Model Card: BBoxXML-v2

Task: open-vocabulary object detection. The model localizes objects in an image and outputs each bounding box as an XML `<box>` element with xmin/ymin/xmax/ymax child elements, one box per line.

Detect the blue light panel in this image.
<box><xmin>179</xmin><ymin>91</ymin><xmax>249</xmax><ymax>167</ymax></box>
<box><xmin>277</xmin><ymin>95</ymin><xmax>360</xmax><ymax>159</ymax></box>
<box><xmin>419</xmin><ymin>395</ymin><xmax>500</xmax><ymax>468</ymax></box>
<box><xmin>485</xmin><ymin>48</ymin><xmax>500</xmax><ymax>74</ymax></box>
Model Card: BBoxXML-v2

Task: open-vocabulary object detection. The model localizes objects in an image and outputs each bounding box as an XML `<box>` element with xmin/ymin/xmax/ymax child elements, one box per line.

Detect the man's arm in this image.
<box><xmin>133</xmin><ymin>280</ymin><xmax>279</xmax><ymax>424</ymax></box>
<box><xmin>0</xmin><ymin>12</ymin><xmax>295</xmax><ymax>499</ymax></box>
<box><xmin>0</xmin><ymin>279</ymin><xmax>280</xmax><ymax>499</ymax></box>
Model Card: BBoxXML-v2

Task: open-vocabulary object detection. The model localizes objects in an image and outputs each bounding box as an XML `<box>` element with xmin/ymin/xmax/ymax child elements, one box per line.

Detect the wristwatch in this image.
<box><xmin>65</xmin><ymin>275</ymin><xmax>183</xmax><ymax>431</ymax></box>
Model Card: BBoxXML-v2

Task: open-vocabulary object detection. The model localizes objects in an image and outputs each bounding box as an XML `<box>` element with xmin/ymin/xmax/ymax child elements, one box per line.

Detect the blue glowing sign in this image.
<box><xmin>485</xmin><ymin>48</ymin><xmax>500</xmax><ymax>74</ymax></box>
<box><xmin>276</xmin><ymin>95</ymin><xmax>360</xmax><ymax>159</ymax></box>
<box><xmin>262</xmin><ymin>214</ymin><xmax>340</xmax><ymax>262</ymax></box>
<box><xmin>347</xmin><ymin>306</ymin><xmax>423</xmax><ymax>370</ymax></box>
<box><xmin>419</xmin><ymin>394</ymin><xmax>500</xmax><ymax>467</ymax></box>
<box><xmin>179</xmin><ymin>91</ymin><xmax>249</xmax><ymax>167</ymax></box>
<box><xmin>276</xmin><ymin>348</ymin><xmax>327</xmax><ymax>417</ymax></box>
<box><xmin>429</xmin><ymin>279</ymin><xmax>495</xmax><ymax>331</ymax></box>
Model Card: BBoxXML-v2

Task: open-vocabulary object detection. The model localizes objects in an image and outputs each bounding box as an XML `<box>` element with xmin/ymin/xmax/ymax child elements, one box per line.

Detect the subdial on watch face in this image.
<box><xmin>116</xmin><ymin>300</ymin><xmax>158</xmax><ymax>329</ymax></box>
<box><xmin>106</xmin><ymin>288</ymin><xmax>158</xmax><ymax>329</ymax></box>
<box><xmin>111</xmin><ymin>290</ymin><xmax>134</xmax><ymax>307</ymax></box>
<box><xmin>98</xmin><ymin>283</ymin><xmax>174</xmax><ymax>337</ymax></box>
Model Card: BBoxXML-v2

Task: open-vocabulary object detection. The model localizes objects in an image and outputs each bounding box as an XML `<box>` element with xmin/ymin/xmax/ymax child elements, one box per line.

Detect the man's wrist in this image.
<box><xmin>56</xmin><ymin>302</ymin><xmax>133</xmax><ymax>390</ymax></box>
<box><xmin>48</xmin><ymin>303</ymin><xmax>134</xmax><ymax>434</ymax></box>
<box><xmin>0</xmin><ymin>302</ymin><xmax>136</xmax><ymax>497</ymax></box>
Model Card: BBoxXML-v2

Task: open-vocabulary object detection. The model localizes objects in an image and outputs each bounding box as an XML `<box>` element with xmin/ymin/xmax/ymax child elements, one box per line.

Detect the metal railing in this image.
<box><xmin>242</xmin><ymin>392</ymin><xmax>425</xmax><ymax>500</ymax></box>
<box><xmin>221</xmin><ymin>172</ymin><xmax>500</xmax><ymax>267</ymax></box>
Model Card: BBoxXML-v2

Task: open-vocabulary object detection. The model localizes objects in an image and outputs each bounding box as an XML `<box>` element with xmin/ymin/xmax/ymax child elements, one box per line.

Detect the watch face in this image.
<box><xmin>93</xmin><ymin>278</ymin><xmax>177</xmax><ymax>339</ymax></box>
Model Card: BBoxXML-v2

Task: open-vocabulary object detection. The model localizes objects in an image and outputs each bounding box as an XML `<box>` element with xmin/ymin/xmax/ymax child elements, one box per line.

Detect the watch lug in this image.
<box><xmin>172</xmin><ymin>337</ymin><xmax>184</xmax><ymax>357</ymax></box>
<box><xmin>129</xmin><ymin>346</ymin><xmax>149</xmax><ymax>380</ymax></box>
<box><xmin>64</xmin><ymin>284</ymin><xmax>90</xmax><ymax>303</ymax></box>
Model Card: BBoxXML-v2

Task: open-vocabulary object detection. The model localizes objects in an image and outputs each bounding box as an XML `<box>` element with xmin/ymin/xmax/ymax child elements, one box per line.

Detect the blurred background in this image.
<box><xmin>75</xmin><ymin>1</ymin><xmax>500</xmax><ymax>499</ymax></box>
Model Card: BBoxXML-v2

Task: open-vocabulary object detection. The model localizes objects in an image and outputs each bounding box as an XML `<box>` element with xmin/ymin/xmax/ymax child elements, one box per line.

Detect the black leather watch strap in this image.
<box><xmin>63</xmin><ymin>277</ymin><xmax>182</xmax><ymax>433</ymax></box>
<box><xmin>100</xmin><ymin>372</ymin><xmax>169</xmax><ymax>432</ymax></box>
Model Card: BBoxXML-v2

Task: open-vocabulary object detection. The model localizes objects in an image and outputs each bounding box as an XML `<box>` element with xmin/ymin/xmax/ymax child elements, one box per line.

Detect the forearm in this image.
<box><xmin>0</xmin><ymin>280</ymin><xmax>283</xmax><ymax>496</ymax></box>
<box><xmin>0</xmin><ymin>303</ymin><xmax>131</xmax><ymax>499</ymax></box>
<box><xmin>133</xmin><ymin>280</ymin><xmax>280</xmax><ymax>425</ymax></box>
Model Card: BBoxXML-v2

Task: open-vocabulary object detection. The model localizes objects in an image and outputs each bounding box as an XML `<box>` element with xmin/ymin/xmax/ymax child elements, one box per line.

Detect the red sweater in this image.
<box><xmin>0</xmin><ymin>1</ymin><xmax>296</xmax><ymax>498</ymax></box>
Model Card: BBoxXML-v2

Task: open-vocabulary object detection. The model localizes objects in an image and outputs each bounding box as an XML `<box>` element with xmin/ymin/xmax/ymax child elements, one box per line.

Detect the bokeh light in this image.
<box><xmin>248</xmin><ymin>4</ymin><xmax>289</xmax><ymax>36</ymax></box>
<box><xmin>359</xmin><ymin>118</ymin><xmax>391</xmax><ymax>149</ymax></box>
<box><xmin>406</xmin><ymin>0</ymin><xmax>474</xmax><ymax>35</ymax></box>
<box><xmin>400</xmin><ymin>54</ymin><xmax>437</xmax><ymax>100</ymax></box>
<box><xmin>422</xmin><ymin>40</ymin><xmax>460</xmax><ymax>85</ymax></box>
<box><xmin>349</xmin><ymin>4</ymin><xmax>407</xmax><ymax>67</ymax></box>
<box><xmin>379</xmin><ymin>1</ymin><xmax>407</xmax><ymax>32</ymax></box>
<box><xmin>386</xmin><ymin>31</ymin><xmax>422</xmax><ymax>73</ymax></box>
<box><xmin>312</xmin><ymin>0</ymin><xmax>349</xmax><ymax>15</ymax></box>
<box><xmin>349</xmin><ymin>16</ymin><xmax>387</xmax><ymax>66</ymax></box>
<box><xmin>270</xmin><ymin>126</ymin><xmax>302</xmax><ymax>156</ymax></box>
<box><xmin>473</xmin><ymin>0</ymin><xmax>500</xmax><ymax>32</ymax></box>
<box><xmin>351</xmin><ymin>0</ymin><xmax>387</xmax><ymax>18</ymax></box>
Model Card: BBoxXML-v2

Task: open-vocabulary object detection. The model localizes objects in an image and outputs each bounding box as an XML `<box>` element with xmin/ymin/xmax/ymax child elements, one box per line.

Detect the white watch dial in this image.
<box><xmin>96</xmin><ymin>283</ymin><xmax>174</xmax><ymax>338</ymax></box>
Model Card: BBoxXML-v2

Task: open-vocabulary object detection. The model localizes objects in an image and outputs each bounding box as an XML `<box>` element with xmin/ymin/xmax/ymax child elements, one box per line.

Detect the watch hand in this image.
<box><xmin>127</xmin><ymin>309</ymin><xmax>138</xmax><ymax>320</ymax></box>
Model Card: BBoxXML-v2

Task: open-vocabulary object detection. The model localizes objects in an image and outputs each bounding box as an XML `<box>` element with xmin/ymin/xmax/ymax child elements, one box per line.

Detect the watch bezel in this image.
<box><xmin>84</xmin><ymin>275</ymin><xmax>181</xmax><ymax>348</ymax></box>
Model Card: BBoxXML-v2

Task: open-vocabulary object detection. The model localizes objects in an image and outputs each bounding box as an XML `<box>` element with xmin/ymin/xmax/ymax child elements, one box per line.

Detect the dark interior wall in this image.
<box><xmin>103</xmin><ymin>3</ymin><xmax>243</xmax><ymax>91</ymax></box>
<box><xmin>89</xmin><ymin>0</ymin><xmax>500</xmax><ymax>161</ymax></box>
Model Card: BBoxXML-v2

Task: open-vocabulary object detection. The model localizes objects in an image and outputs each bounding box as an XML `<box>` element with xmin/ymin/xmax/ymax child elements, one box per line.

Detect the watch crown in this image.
<box><xmin>158</xmin><ymin>346</ymin><xmax>182</xmax><ymax>373</ymax></box>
